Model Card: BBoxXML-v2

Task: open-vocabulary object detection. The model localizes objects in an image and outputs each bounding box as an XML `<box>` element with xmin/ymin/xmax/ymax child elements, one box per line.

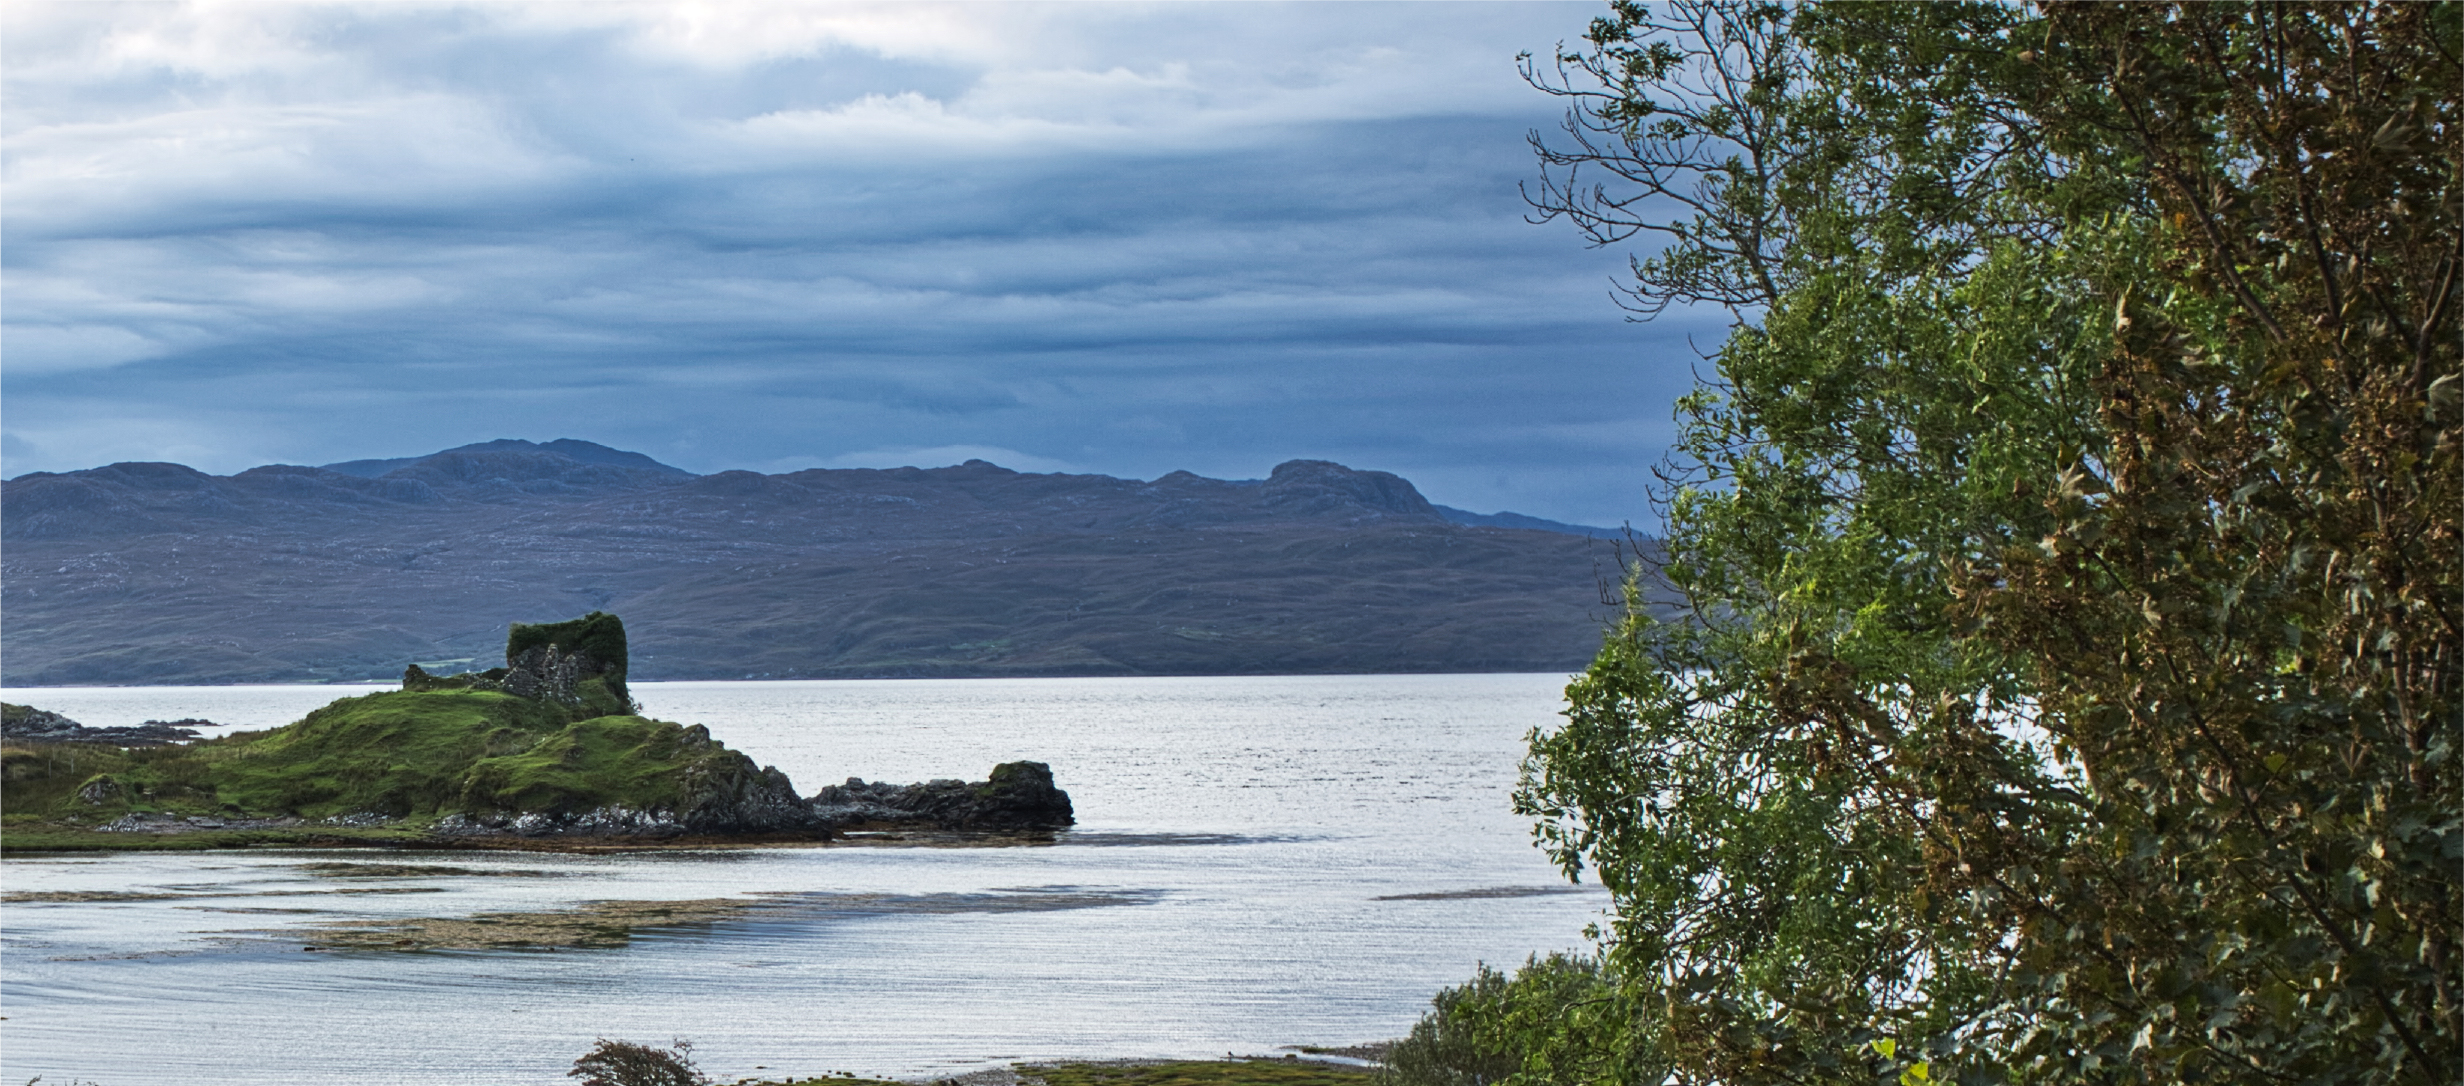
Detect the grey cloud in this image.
<box><xmin>3</xmin><ymin>1</ymin><xmax>1709</xmax><ymax>527</ymax></box>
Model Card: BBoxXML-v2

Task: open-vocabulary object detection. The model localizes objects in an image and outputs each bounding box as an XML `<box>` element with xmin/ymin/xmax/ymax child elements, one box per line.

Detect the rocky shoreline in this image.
<box><xmin>811</xmin><ymin>761</ymin><xmax>1077</xmax><ymax>832</ymax></box>
<box><xmin>412</xmin><ymin>759</ymin><xmax>1076</xmax><ymax>840</ymax></box>
<box><xmin>8</xmin><ymin>761</ymin><xmax>1076</xmax><ymax>852</ymax></box>
<box><xmin>1</xmin><ymin>703</ymin><xmax>211</xmax><ymax>746</ymax></box>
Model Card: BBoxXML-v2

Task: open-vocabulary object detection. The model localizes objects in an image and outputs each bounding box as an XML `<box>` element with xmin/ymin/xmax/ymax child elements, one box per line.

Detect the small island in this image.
<box><xmin>0</xmin><ymin>612</ymin><xmax>1072</xmax><ymax>852</ymax></box>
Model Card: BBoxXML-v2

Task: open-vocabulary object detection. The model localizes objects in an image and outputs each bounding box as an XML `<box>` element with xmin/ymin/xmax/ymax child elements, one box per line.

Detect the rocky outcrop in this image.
<box><xmin>499</xmin><ymin>642</ymin><xmax>623</xmax><ymax>709</ymax></box>
<box><xmin>402</xmin><ymin>611</ymin><xmax>635</xmax><ymax>716</ymax></box>
<box><xmin>384</xmin><ymin>615</ymin><xmax>1070</xmax><ymax>839</ymax></box>
<box><xmin>811</xmin><ymin>760</ymin><xmax>1075</xmax><ymax>831</ymax></box>
<box><xmin>2</xmin><ymin>703</ymin><xmax>206</xmax><ymax>746</ymax></box>
<box><xmin>501</xmin><ymin>611</ymin><xmax>633</xmax><ymax>710</ymax></box>
<box><xmin>427</xmin><ymin>760</ymin><xmax>1076</xmax><ymax>838</ymax></box>
<box><xmin>0</xmin><ymin>604</ymin><xmax>1079</xmax><ymax>844</ymax></box>
<box><xmin>678</xmin><ymin>750</ymin><xmax>816</xmax><ymax>831</ymax></box>
<box><xmin>1257</xmin><ymin>459</ymin><xmax>1444</xmax><ymax>521</ymax></box>
<box><xmin>424</xmin><ymin>760</ymin><xmax>1073</xmax><ymax>839</ymax></box>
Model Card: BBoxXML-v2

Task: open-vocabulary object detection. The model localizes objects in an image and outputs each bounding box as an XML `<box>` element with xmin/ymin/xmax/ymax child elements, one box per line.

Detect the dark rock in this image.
<box><xmin>2</xmin><ymin>702</ymin><xmax>206</xmax><ymax>746</ymax></box>
<box><xmin>811</xmin><ymin>760</ymin><xmax>1074</xmax><ymax>831</ymax></box>
<box><xmin>676</xmin><ymin>747</ymin><xmax>820</xmax><ymax>833</ymax></box>
<box><xmin>104</xmin><ymin>721</ymin><xmax>209</xmax><ymax>744</ymax></box>
<box><xmin>2</xmin><ymin>703</ymin><xmax>82</xmax><ymax>737</ymax></box>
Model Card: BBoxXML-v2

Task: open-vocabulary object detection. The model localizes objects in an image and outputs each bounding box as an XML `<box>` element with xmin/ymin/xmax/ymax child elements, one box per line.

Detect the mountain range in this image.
<box><xmin>1</xmin><ymin>440</ymin><xmax>1656</xmax><ymax>685</ymax></box>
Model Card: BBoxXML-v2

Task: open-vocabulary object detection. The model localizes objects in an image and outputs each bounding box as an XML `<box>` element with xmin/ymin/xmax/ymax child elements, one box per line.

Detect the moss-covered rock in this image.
<box><xmin>504</xmin><ymin>610</ymin><xmax>632</xmax><ymax>711</ymax></box>
<box><xmin>75</xmin><ymin>773</ymin><xmax>125</xmax><ymax>805</ymax></box>
<box><xmin>400</xmin><ymin>611</ymin><xmax>633</xmax><ymax>717</ymax></box>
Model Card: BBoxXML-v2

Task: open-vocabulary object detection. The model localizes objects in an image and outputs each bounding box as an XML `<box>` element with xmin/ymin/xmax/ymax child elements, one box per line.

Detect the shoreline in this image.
<box><xmin>0</xmin><ymin>820</ymin><xmax>1069</xmax><ymax>855</ymax></box>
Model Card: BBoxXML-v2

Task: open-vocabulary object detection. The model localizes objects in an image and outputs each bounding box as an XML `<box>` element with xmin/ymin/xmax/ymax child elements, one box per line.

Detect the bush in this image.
<box><xmin>1381</xmin><ymin>954</ymin><xmax>1610</xmax><ymax>1086</ymax></box>
<box><xmin>1384</xmin><ymin>963</ymin><xmax>1516</xmax><ymax>1086</ymax></box>
<box><xmin>569</xmin><ymin>1037</ymin><xmax>707</xmax><ymax>1086</ymax></box>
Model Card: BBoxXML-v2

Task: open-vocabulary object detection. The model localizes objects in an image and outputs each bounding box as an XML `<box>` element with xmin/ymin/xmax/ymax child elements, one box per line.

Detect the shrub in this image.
<box><xmin>1382</xmin><ymin>954</ymin><xmax>1611</xmax><ymax>1086</ymax></box>
<box><xmin>568</xmin><ymin>1037</ymin><xmax>707</xmax><ymax>1086</ymax></box>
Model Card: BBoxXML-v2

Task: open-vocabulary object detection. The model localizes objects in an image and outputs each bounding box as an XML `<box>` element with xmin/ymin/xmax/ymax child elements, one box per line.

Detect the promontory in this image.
<box><xmin>0</xmin><ymin>613</ymin><xmax>1072</xmax><ymax>851</ymax></box>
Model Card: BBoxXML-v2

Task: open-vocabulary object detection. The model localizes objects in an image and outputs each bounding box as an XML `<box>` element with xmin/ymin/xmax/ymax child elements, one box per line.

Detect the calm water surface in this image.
<box><xmin>0</xmin><ymin>675</ymin><xmax>1605</xmax><ymax>1085</ymax></box>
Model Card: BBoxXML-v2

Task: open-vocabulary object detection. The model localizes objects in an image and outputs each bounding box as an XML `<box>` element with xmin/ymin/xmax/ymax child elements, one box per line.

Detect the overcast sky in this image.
<box><xmin>2</xmin><ymin>1</ymin><xmax>1723</xmax><ymax>527</ymax></box>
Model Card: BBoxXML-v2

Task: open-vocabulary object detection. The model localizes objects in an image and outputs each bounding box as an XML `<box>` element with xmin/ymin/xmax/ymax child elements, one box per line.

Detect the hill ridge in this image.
<box><xmin>317</xmin><ymin>438</ymin><xmax>695</xmax><ymax>480</ymax></box>
<box><xmin>9</xmin><ymin>441</ymin><xmax>1611</xmax><ymax>535</ymax></box>
<box><xmin>2</xmin><ymin>443</ymin><xmax>1659</xmax><ymax>685</ymax></box>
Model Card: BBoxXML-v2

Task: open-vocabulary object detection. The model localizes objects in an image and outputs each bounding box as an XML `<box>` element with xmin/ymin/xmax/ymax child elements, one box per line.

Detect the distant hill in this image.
<box><xmin>319</xmin><ymin>438</ymin><xmax>695</xmax><ymax>480</ymax></box>
<box><xmin>1431</xmin><ymin>505</ymin><xmax>1623</xmax><ymax>538</ymax></box>
<box><xmin>1</xmin><ymin>442</ymin><xmax>1663</xmax><ymax>685</ymax></box>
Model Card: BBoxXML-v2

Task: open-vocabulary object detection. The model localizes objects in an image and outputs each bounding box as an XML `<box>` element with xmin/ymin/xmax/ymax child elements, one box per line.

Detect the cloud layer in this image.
<box><xmin>3</xmin><ymin>1</ymin><xmax>1716</xmax><ymax>526</ymax></box>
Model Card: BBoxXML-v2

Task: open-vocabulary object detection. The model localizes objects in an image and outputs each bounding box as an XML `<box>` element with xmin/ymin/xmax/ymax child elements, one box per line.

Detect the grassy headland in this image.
<box><xmin>1</xmin><ymin>687</ymin><xmax>812</xmax><ymax>852</ymax></box>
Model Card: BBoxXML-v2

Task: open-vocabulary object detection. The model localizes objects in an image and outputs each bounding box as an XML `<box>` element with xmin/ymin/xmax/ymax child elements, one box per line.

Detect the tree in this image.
<box><xmin>569</xmin><ymin>1038</ymin><xmax>708</xmax><ymax>1086</ymax></box>
<box><xmin>1511</xmin><ymin>3</ymin><xmax>2459</xmax><ymax>1083</ymax></box>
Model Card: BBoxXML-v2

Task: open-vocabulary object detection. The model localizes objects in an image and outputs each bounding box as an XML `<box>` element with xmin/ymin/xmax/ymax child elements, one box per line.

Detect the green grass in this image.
<box><xmin>207</xmin><ymin>689</ymin><xmax>577</xmax><ymax>818</ymax></box>
<box><xmin>2</xmin><ymin>687</ymin><xmax>776</xmax><ymax>841</ymax></box>
<box><xmin>456</xmin><ymin>713</ymin><xmax>719</xmax><ymax>814</ymax></box>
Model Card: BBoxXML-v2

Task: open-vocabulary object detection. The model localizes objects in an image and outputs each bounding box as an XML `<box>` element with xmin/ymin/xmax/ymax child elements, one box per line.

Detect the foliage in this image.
<box><xmin>569</xmin><ymin>1038</ymin><xmax>707</xmax><ymax>1086</ymax></box>
<box><xmin>1936</xmin><ymin>5</ymin><xmax>2462</xmax><ymax>1080</ymax></box>
<box><xmin>1515</xmin><ymin>2</ymin><xmax>2458</xmax><ymax>1084</ymax></box>
<box><xmin>1381</xmin><ymin>955</ymin><xmax>1626</xmax><ymax>1086</ymax></box>
<box><xmin>1385</xmin><ymin>963</ymin><xmax>1522</xmax><ymax>1086</ymax></box>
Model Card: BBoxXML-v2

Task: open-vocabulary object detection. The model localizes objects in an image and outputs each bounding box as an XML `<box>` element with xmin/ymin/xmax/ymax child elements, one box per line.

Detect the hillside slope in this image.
<box><xmin>2</xmin><ymin>444</ymin><xmax>1653</xmax><ymax>684</ymax></box>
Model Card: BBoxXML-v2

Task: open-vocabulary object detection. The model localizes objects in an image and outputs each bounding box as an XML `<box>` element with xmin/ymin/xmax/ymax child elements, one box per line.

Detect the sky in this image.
<box><xmin>2</xmin><ymin>1</ymin><xmax>1726</xmax><ymax>527</ymax></box>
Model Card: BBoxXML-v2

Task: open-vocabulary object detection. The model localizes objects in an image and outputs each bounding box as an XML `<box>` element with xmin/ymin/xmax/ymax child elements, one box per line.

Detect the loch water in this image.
<box><xmin>0</xmin><ymin>674</ymin><xmax>1607</xmax><ymax>1086</ymax></box>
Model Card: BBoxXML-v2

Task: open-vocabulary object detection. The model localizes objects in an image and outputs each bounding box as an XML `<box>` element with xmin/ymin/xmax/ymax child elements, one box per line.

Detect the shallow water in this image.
<box><xmin>0</xmin><ymin>674</ymin><xmax>1605</xmax><ymax>1086</ymax></box>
